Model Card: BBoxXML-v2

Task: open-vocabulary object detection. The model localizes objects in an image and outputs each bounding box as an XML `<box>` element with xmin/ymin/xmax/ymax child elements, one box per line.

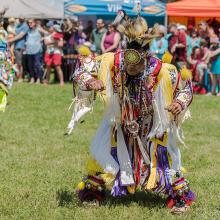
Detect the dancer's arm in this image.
<box><xmin>166</xmin><ymin>66</ymin><xmax>193</xmax><ymax>115</ymax></box>
<box><xmin>174</xmin><ymin>79</ymin><xmax>193</xmax><ymax>112</ymax></box>
<box><xmin>73</xmin><ymin>61</ymin><xmax>104</xmax><ymax>91</ymax></box>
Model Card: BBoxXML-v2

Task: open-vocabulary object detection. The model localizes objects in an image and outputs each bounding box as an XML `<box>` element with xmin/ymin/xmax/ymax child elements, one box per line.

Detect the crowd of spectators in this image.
<box><xmin>166</xmin><ymin>21</ymin><xmax>220</xmax><ymax>95</ymax></box>
<box><xmin>0</xmin><ymin>16</ymin><xmax>220</xmax><ymax>94</ymax></box>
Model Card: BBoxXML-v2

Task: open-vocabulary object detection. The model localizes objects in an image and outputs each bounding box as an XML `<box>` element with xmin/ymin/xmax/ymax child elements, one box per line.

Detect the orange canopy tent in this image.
<box><xmin>166</xmin><ymin>0</ymin><xmax>220</xmax><ymax>25</ymax></box>
<box><xmin>167</xmin><ymin>0</ymin><xmax>220</xmax><ymax>17</ymax></box>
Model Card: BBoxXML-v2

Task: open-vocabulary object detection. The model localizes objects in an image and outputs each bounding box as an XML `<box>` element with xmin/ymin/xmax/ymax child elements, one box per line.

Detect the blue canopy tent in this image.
<box><xmin>123</xmin><ymin>0</ymin><xmax>165</xmax><ymax>17</ymax></box>
<box><xmin>64</xmin><ymin>0</ymin><xmax>165</xmax><ymax>26</ymax></box>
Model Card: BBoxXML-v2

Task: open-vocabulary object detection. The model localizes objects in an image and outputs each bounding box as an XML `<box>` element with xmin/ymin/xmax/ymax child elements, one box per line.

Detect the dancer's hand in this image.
<box><xmin>88</xmin><ymin>79</ymin><xmax>104</xmax><ymax>91</ymax></box>
<box><xmin>165</xmin><ymin>102</ymin><xmax>182</xmax><ymax>116</ymax></box>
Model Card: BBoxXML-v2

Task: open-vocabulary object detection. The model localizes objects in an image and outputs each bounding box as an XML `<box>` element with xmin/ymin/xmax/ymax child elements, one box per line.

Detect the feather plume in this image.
<box><xmin>114</xmin><ymin>10</ymin><xmax>159</xmax><ymax>47</ymax></box>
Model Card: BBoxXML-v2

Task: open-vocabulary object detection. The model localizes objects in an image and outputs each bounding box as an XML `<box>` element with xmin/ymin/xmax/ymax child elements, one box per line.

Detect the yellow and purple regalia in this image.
<box><xmin>73</xmin><ymin>50</ymin><xmax>195</xmax><ymax>209</ymax></box>
<box><xmin>72</xmin><ymin>10</ymin><xmax>196</xmax><ymax>212</ymax></box>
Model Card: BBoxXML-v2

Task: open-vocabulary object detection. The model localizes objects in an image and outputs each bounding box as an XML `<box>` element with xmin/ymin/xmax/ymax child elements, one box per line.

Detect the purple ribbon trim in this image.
<box><xmin>156</xmin><ymin>145</ymin><xmax>172</xmax><ymax>192</ymax></box>
<box><xmin>110</xmin><ymin>147</ymin><xmax>128</xmax><ymax>197</ymax></box>
<box><xmin>186</xmin><ymin>190</ymin><xmax>196</xmax><ymax>201</ymax></box>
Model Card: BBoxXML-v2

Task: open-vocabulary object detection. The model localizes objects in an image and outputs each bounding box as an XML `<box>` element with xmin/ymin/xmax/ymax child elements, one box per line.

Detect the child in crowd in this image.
<box><xmin>191</xmin><ymin>30</ymin><xmax>201</xmax><ymax>49</ymax></box>
<box><xmin>188</xmin><ymin>39</ymin><xmax>210</xmax><ymax>94</ymax></box>
<box><xmin>197</xmin><ymin>40</ymin><xmax>210</xmax><ymax>83</ymax></box>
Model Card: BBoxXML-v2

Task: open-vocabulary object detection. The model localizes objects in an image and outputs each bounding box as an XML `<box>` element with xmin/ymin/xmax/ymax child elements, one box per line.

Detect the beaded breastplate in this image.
<box><xmin>112</xmin><ymin>50</ymin><xmax>162</xmax><ymax>137</ymax></box>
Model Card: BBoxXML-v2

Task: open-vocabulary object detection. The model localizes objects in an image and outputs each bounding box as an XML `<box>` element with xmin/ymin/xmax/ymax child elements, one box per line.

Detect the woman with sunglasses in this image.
<box><xmin>101</xmin><ymin>23</ymin><xmax>121</xmax><ymax>54</ymax></box>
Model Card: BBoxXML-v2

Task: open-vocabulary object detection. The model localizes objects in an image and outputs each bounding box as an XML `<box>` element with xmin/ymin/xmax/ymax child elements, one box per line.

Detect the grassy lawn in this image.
<box><xmin>0</xmin><ymin>83</ymin><xmax>219</xmax><ymax>220</ymax></box>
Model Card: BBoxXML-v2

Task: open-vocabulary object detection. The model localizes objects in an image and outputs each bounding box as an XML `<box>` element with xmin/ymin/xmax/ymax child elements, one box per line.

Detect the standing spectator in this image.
<box><xmin>25</xmin><ymin>19</ymin><xmax>43</xmax><ymax>84</ymax></box>
<box><xmin>7</xmin><ymin>18</ymin><xmax>16</xmax><ymax>63</ymax></box>
<box><xmin>101</xmin><ymin>23</ymin><xmax>120</xmax><ymax>53</ymax></box>
<box><xmin>196</xmin><ymin>40</ymin><xmax>210</xmax><ymax>85</ymax></box>
<box><xmin>44</xmin><ymin>23</ymin><xmax>64</xmax><ymax>87</ymax></box>
<box><xmin>150</xmin><ymin>25</ymin><xmax>168</xmax><ymax>60</ymax></box>
<box><xmin>198</xmin><ymin>21</ymin><xmax>210</xmax><ymax>46</ymax></box>
<box><xmin>8</xmin><ymin>17</ymin><xmax>29</xmax><ymax>82</ymax></box>
<box><xmin>63</xmin><ymin>19</ymin><xmax>85</xmax><ymax>48</ymax></box>
<box><xmin>208</xmin><ymin>26</ymin><xmax>218</xmax><ymax>42</ymax></box>
<box><xmin>188</xmin><ymin>43</ymin><xmax>209</xmax><ymax>85</ymax></box>
<box><xmin>207</xmin><ymin>18</ymin><xmax>220</xmax><ymax>37</ymax></box>
<box><xmin>168</xmin><ymin>23</ymin><xmax>187</xmax><ymax>69</ymax></box>
<box><xmin>209</xmin><ymin>38</ymin><xmax>220</xmax><ymax>95</ymax></box>
<box><xmin>7</xmin><ymin>18</ymin><xmax>16</xmax><ymax>39</ymax></box>
<box><xmin>91</xmin><ymin>19</ymin><xmax>107</xmax><ymax>55</ymax></box>
<box><xmin>62</xmin><ymin>18</ymin><xmax>87</xmax><ymax>80</ymax></box>
<box><xmin>84</xmin><ymin>20</ymin><xmax>93</xmax><ymax>41</ymax></box>
<box><xmin>62</xmin><ymin>18</ymin><xmax>79</xmax><ymax>81</ymax></box>
<box><xmin>178</xmin><ymin>25</ymin><xmax>192</xmax><ymax>59</ymax></box>
<box><xmin>77</xmin><ymin>23</ymin><xmax>87</xmax><ymax>46</ymax></box>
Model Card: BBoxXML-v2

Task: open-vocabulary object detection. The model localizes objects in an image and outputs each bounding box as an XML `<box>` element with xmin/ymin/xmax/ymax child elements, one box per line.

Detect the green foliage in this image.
<box><xmin>0</xmin><ymin>83</ymin><xmax>219</xmax><ymax>219</ymax></box>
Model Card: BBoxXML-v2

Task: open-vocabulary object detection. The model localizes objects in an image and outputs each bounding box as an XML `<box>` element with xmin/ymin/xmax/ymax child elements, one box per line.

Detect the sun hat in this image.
<box><xmin>46</xmin><ymin>20</ymin><xmax>55</xmax><ymax>28</ymax></box>
<box><xmin>53</xmin><ymin>24</ymin><xmax>62</xmax><ymax>33</ymax></box>
<box><xmin>8</xmin><ymin>17</ymin><xmax>15</xmax><ymax>23</ymax></box>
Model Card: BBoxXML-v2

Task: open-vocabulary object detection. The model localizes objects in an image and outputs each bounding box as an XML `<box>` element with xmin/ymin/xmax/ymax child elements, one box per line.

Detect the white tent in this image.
<box><xmin>0</xmin><ymin>0</ymin><xmax>64</xmax><ymax>19</ymax></box>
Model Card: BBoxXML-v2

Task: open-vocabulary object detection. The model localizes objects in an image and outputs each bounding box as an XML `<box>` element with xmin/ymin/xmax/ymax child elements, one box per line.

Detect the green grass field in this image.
<box><xmin>0</xmin><ymin>83</ymin><xmax>219</xmax><ymax>220</ymax></box>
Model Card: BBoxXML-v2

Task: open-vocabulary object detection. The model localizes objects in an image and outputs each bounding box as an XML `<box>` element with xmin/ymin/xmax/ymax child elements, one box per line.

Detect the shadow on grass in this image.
<box><xmin>102</xmin><ymin>191</ymin><xmax>166</xmax><ymax>208</ymax></box>
<box><xmin>56</xmin><ymin>189</ymin><xmax>166</xmax><ymax>208</ymax></box>
<box><xmin>56</xmin><ymin>189</ymin><xmax>74</xmax><ymax>206</ymax></box>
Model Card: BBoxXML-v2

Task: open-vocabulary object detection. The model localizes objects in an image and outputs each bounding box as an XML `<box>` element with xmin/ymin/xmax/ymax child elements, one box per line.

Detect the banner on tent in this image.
<box><xmin>64</xmin><ymin>0</ymin><xmax>122</xmax><ymax>15</ymax></box>
<box><xmin>64</xmin><ymin>0</ymin><xmax>165</xmax><ymax>17</ymax></box>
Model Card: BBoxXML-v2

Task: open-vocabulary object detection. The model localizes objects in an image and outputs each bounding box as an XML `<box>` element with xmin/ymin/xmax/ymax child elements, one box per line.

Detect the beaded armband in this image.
<box><xmin>174</xmin><ymin>91</ymin><xmax>191</xmax><ymax>111</ymax></box>
<box><xmin>75</xmin><ymin>72</ymin><xmax>94</xmax><ymax>90</ymax></box>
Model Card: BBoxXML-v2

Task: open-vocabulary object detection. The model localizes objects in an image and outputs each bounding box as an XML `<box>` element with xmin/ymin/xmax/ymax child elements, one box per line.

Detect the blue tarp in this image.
<box><xmin>64</xmin><ymin>0</ymin><xmax>165</xmax><ymax>17</ymax></box>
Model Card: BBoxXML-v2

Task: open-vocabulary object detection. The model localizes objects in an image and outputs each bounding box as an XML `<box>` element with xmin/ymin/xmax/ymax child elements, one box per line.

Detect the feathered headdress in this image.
<box><xmin>113</xmin><ymin>9</ymin><xmax>160</xmax><ymax>47</ymax></box>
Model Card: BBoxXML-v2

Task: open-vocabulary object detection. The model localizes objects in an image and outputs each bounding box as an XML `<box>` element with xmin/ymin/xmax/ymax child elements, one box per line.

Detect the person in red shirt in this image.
<box><xmin>43</xmin><ymin>23</ymin><xmax>64</xmax><ymax>87</ymax></box>
<box><xmin>168</xmin><ymin>23</ymin><xmax>187</xmax><ymax>69</ymax></box>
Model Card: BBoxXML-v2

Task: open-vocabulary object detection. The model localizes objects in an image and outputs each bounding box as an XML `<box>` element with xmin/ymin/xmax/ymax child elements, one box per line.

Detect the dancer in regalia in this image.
<box><xmin>0</xmin><ymin>9</ymin><xmax>15</xmax><ymax>112</ymax></box>
<box><xmin>72</xmin><ymin>10</ymin><xmax>196</xmax><ymax>214</ymax></box>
